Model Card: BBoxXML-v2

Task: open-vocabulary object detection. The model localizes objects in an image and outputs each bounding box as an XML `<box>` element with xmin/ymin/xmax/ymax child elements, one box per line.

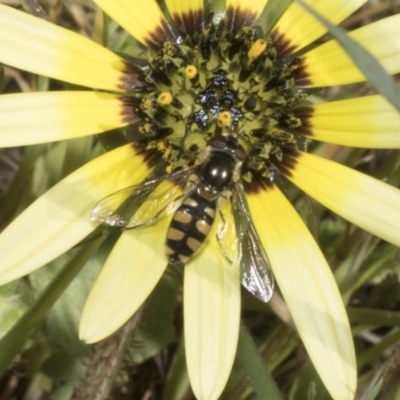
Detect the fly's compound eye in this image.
<box><xmin>207</xmin><ymin>135</ymin><xmax>228</xmax><ymax>150</ymax></box>
<box><xmin>207</xmin><ymin>135</ymin><xmax>247</xmax><ymax>162</ymax></box>
<box><xmin>233</xmin><ymin>145</ymin><xmax>246</xmax><ymax>162</ymax></box>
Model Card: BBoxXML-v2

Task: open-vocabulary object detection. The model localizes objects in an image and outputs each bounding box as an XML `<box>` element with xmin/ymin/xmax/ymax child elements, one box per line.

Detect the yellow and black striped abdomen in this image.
<box><xmin>165</xmin><ymin>190</ymin><xmax>216</xmax><ymax>264</ymax></box>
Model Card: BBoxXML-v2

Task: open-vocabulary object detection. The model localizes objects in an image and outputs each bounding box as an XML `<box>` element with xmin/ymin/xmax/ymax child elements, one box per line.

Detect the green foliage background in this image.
<box><xmin>0</xmin><ymin>0</ymin><xmax>400</xmax><ymax>399</ymax></box>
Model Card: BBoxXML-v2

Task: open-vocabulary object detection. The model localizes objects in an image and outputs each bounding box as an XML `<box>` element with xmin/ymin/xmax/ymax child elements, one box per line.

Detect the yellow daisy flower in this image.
<box><xmin>0</xmin><ymin>1</ymin><xmax>400</xmax><ymax>399</ymax></box>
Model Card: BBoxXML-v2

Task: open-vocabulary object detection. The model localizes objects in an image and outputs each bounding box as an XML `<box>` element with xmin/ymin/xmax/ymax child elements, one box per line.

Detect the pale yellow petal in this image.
<box><xmin>247</xmin><ymin>185</ymin><xmax>356</xmax><ymax>400</ymax></box>
<box><xmin>302</xmin><ymin>14</ymin><xmax>400</xmax><ymax>87</ymax></box>
<box><xmin>93</xmin><ymin>0</ymin><xmax>175</xmax><ymax>49</ymax></box>
<box><xmin>164</xmin><ymin>0</ymin><xmax>204</xmax><ymax>36</ymax></box>
<box><xmin>274</xmin><ymin>0</ymin><xmax>366</xmax><ymax>54</ymax></box>
<box><xmin>0</xmin><ymin>145</ymin><xmax>151</xmax><ymax>285</ymax></box>
<box><xmin>184</xmin><ymin>234</ymin><xmax>240</xmax><ymax>400</ymax></box>
<box><xmin>0</xmin><ymin>4</ymin><xmax>134</xmax><ymax>91</ymax></box>
<box><xmin>302</xmin><ymin>95</ymin><xmax>400</xmax><ymax>148</ymax></box>
<box><xmin>0</xmin><ymin>92</ymin><xmax>139</xmax><ymax>147</ymax></box>
<box><xmin>80</xmin><ymin>218</ymin><xmax>169</xmax><ymax>343</ymax></box>
<box><xmin>288</xmin><ymin>152</ymin><xmax>400</xmax><ymax>248</ymax></box>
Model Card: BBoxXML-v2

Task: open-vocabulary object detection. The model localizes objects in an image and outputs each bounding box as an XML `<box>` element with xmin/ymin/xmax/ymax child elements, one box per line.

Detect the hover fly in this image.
<box><xmin>91</xmin><ymin>135</ymin><xmax>274</xmax><ymax>302</ymax></box>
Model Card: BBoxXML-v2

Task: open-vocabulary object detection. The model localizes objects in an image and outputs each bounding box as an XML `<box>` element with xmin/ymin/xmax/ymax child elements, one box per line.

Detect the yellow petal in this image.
<box><xmin>184</xmin><ymin>234</ymin><xmax>240</xmax><ymax>400</ymax></box>
<box><xmin>300</xmin><ymin>95</ymin><xmax>400</xmax><ymax>148</ymax></box>
<box><xmin>226</xmin><ymin>0</ymin><xmax>269</xmax><ymax>31</ymax></box>
<box><xmin>164</xmin><ymin>0</ymin><xmax>204</xmax><ymax>36</ymax></box>
<box><xmin>0</xmin><ymin>145</ymin><xmax>151</xmax><ymax>285</ymax></box>
<box><xmin>273</xmin><ymin>0</ymin><xmax>366</xmax><ymax>55</ymax></box>
<box><xmin>79</xmin><ymin>218</ymin><xmax>169</xmax><ymax>343</ymax></box>
<box><xmin>93</xmin><ymin>0</ymin><xmax>175</xmax><ymax>49</ymax></box>
<box><xmin>0</xmin><ymin>92</ymin><xmax>139</xmax><ymax>147</ymax></box>
<box><xmin>0</xmin><ymin>4</ymin><xmax>134</xmax><ymax>91</ymax></box>
<box><xmin>246</xmin><ymin>185</ymin><xmax>356</xmax><ymax>400</ymax></box>
<box><xmin>302</xmin><ymin>14</ymin><xmax>400</xmax><ymax>87</ymax></box>
<box><xmin>287</xmin><ymin>152</ymin><xmax>400</xmax><ymax>248</ymax></box>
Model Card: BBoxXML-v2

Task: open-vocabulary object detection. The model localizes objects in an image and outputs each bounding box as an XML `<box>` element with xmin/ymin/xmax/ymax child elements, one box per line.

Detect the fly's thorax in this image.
<box><xmin>198</xmin><ymin>151</ymin><xmax>237</xmax><ymax>195</ymax></box>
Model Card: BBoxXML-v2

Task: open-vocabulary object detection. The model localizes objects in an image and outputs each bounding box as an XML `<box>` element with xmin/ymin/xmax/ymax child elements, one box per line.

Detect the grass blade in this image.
<box><xmin>296</xmin><ymin>0</ymin><xmax>400</xmax><ymax>112</ymax></box>
<box><xmin>237</xmin><ymin>325</ymin><xmax>284</xmax><ymax>400</ymax></box>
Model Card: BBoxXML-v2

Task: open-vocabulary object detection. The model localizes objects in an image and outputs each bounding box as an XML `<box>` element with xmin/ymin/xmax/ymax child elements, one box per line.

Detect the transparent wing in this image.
<box><xmin>91</xmin><ymin>168</ymin><xmax>194</xmax><ymax>228</ymax></box>
<box><xmin>233</xmin><ymin>183</ymin><xmax>275</xmax><ymax>303</ymax></box>
<box><xmin>217</xmin><ymin>192</ymin><xmax>239</xmax><ymax>264</ymax></box>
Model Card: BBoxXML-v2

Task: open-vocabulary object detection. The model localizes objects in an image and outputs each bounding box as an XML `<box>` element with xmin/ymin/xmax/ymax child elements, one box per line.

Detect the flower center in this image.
<box><xmin>130</xmin><ymin>17</ymin><xmax>308</xmax><ymax>185</ymax></box>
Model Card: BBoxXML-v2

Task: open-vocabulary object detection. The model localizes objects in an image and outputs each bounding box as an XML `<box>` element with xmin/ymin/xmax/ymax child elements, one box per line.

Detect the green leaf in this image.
<box><xmin>0</xmin><ymin>231</ymin><xmax>106</xmax><ymax>375</ymax></box>
<box><xmin>341</xmin><ymin>244</ymin><xmax>397</xmax><ymax>296</ymax></box>
<box><xmin>162</xmin><ymin>339</ymin><xmax>190</xmax><ymax>400</ymax></box>
<box><xmin>28</xmin><ymin>232</ymin><xmax>119</xmax><ymax>357</ymax></box>
<box><xmin>37</xmin><ymin>74</ymin><xmax>50</xmax><ymax>91</ymax></box>
<box><xmin>209</xmin><ymin>0</ymin><xmax>226</xmax><ymax>20</ymax></box>
<box><xmin>129</xmin><ymin>272</ymin><xmax>179</xmax><ymax>364</ymax></box>
<box><xmin>296</xmin><ymin>0</ymin><xmax>400</xmax><ymax>112</ymax></box>
<box><xmin>95</xmin><ymin>129</ymin><xmax>128</xmax><ymax>152</ymax></box>
<box><xmin>62</xmin><ymin>136</ymin><xmax>93</xmax><ymax>177</ymax></box>
<box><xmin>0</xmin><ymin>144</ymin><xmax>49</xmax><ymax>223</ymax></box>
<box><xmin>292</xmin><ymin>363</ymin><xmax>331</xmax><ymax>400</ymax></box>
<box><xmin>348</xmin><ymin>308</ymin><xmax>400</xmax><ymax>328</ymax></box>
<box><xmin>236</xmin><ymin>325</ymin><xmax>284</xmax><ymax>400</ymax></box>
<box><xmin>260</xmin><ymin>324</ymin><xmax>299</xmax><ymax>373</ymax></box>
<box><xmin>366</xmin><ymin>379</ymin><xmax>383</xmax><ymax>400</ymax></box>
<box><xmin>49</xmin><ymin>383</ymin><xmax>76</xmax><ymax>400</ymax></box>
<box><xmin>41</xmin><ymin>351</ymin><xmax>84</xmax><ymax>380</ymax></box>
<box><xmin>92</xmin><ymin>6</ymin><xmax>107</xmax><ymax>46</ymax></box>
<box><xmin>0</xmin><ymin>281</ymin><xmax>30</xmax><ymax>339</ymax></box>
<box><xmin>257</xmin><ymin>0</ymin><xmax>293</xmax><ymax>35</ymax></box>
<box><xmin>358</xmin><ymin>329</ymin><xmax>400</xmax><ymax>369</ymax></box>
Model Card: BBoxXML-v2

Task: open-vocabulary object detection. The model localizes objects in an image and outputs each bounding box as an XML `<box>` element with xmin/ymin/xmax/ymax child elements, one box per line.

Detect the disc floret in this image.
<box><xmin>130</xmin><ymin>17</ymin><xmax>309</xmax><ymax>184</ymax></box>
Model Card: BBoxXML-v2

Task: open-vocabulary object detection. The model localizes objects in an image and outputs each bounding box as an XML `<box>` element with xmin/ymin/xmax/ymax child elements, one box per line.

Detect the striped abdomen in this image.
<box><xmin>165</xmin><ymin>190</ymin><xmax>216</xmax><ymax>264</ymax></box>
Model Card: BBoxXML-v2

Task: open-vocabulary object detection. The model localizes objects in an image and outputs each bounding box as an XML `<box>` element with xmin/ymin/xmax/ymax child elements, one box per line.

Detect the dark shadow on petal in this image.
<box><xmin>271</xmin><ymin>28</ymin><xmax>299</xmax><ymax>59</ymax></box>
<box><xmin>276</xmin><ymin>148</ymin><xmax>300</xmax><ymax>178</ymax></box>
<box><xmin>242</xmin><ymin>174</ymin><xmax>275</xmax><ymax>195</ymax></box>
<box><xmin>119</xmin><ymin>97</ymin><xmax>142</xmax><ymax>125</ymax></box>
<box><xmin>118</xmin><ymin>61</ymin><xmax>153</xmax><ymax>92</ymax></box>
<box><xmin>270</xmin><ymin>29</ymin><xmax>312</xmax><ymax>87</ymax></box>
<box><xmin>226</xmin><ymin>6</ymin><xmax>258</xmax><ymax>34</ymax></box>
<box><xmin>145</xmin><ymin>19</ymin><xmax>176</xmax><ymax>50</ymax></box>
<box><xmin>293</xmin><ymin>106</ymin><xmax>314</xmax><ymax>137</ymax></box>
<box><xmin>132</xmin><ymin>141</ymin><xmax>163</xmax><ymax>169</ymax></box>
<box><xmin>293</xmin><ymin>58</ymin><xmax>312</xmax><ymax>87</ymax></box>
<box><xmin>172</xmin><ymin>9</ymin><xmax>204</xmax><ymax>37</ymax></box>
